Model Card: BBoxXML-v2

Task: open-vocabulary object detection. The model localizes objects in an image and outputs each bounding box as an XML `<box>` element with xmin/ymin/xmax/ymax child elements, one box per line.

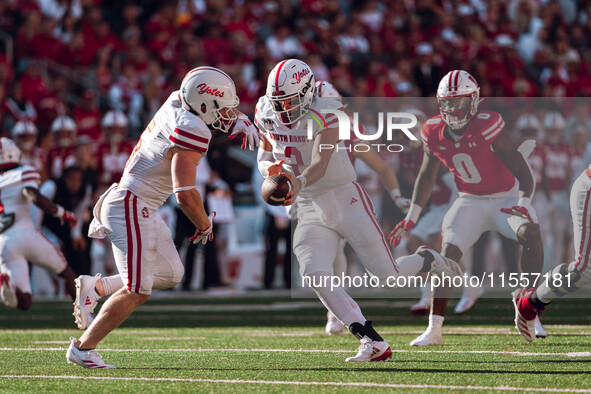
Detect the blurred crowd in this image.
<box><xmin>0</xmin><ymin>0</ymin><xmax>591</xmax><ymax>292</ymax></box>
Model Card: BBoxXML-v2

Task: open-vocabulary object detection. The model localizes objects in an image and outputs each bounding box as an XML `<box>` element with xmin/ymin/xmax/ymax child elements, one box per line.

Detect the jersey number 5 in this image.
<box><xmin>452</xmin><ymin>153</ymin><xmax>482</xmax><ymax>184</ymax></box>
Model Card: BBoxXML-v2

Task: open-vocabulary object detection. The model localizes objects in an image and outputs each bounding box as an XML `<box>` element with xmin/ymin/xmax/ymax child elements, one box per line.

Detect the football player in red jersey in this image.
<box><xmin>542</xmin><ymin>112</ymin><xmax>574</xmax><ymax>268</ymax></box>
<box><xmin>389</xmin><ymin>70</ymin><xmax>545</xmax><ymax>346</ymax></box>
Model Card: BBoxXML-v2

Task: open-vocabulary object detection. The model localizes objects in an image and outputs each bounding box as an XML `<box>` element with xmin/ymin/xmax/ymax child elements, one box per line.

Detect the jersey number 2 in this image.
<box><xmin>452</xmin><ymin>153</ymin><xmax>482</xmax><ymax>184</ymax></box>
<box><xmin>284</xmin><ymin>147</ymin><xmax>303</xmax><ymax>176</ymax></box>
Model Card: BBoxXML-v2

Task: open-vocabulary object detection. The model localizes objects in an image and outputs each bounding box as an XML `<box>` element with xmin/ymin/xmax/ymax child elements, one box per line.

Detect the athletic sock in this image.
<box><xmin>101</xmin><ymin>275</ymin><xmax>124</xmax><ymax>296</ymax></box>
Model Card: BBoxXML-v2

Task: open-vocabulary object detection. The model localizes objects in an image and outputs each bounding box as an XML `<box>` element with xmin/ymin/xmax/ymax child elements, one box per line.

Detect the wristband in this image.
<box><xmin>405</xmin><ymin>203</ymin><xmax>422</xmax><ymax>223</ymax></box>
<box><xmin>390</xmin><ymin>189</ymin><xmax>401</xmax><ymax>199</ymax></box>
<box><xmin>518</xmin><ymin>196</ymin><xmax>531</xmax><ymax>209</ymax></box>
<box><xmin>54</xmin><ymin>205</ymin><xmax>65</xmax><ymax>219</ymax></box>
<box><xmin>296</xmin><ymin>175</ymin><xmax>307</xmax><ymax>189</ymax></box>
<box><xmin>173</xmin><ymin>185</ymin><xmax>196</xmax><ymax>193</ymax></box>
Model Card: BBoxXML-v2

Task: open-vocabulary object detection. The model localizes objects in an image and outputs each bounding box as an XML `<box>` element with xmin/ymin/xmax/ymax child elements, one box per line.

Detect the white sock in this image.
<box><xmin>101</xmin><ymin>275</ymin><xmax>124</xmax><ymax>296</ymax></box>
<box><xmin>428</xmin><ymin>314</ymin><xmax>444</xmax><ymax>332</ymax></box>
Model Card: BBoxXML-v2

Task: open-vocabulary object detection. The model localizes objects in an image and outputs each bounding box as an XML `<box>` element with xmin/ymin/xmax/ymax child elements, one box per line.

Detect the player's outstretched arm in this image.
<box><xmin>494</xmin><ymin>131</ymin><xmax>537</xmax><ymax>222</ymax></box>
<box><xmin>170</xmin><ymin>147</ymin><xmax>211</xmax><ymax>231</ymax></box>
<box><xmin>355</xmin><ymin>147</ymin><xmax>410</xmax><ymax>212</ymax></box>
<box><xmin>389</xmin><ymin>148</ymin><xmax>440</xmax><ymax>247</ymax></box>
<box><xmin>22</xmin><ymin>186</ymin><xmax>77</xmax><ymax>227</ymax></box>
<box><xmin>493</xmin><ymin>131</ymin><xmax>535</xmax><ymax>199</ymax></box>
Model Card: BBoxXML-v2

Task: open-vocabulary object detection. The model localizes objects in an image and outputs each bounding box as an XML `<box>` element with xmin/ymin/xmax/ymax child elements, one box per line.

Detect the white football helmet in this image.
<box><xmin>315</xmin><ymin>80</ymin><xmax>341</xmax><ymax>101</ymax></box>
<box><xmin>12</xmin><ymin>120</ymin><xmax>38</xmax><ymax>152</ymax></box>
<box><xmin>437</xmin><ymin>70</ymin><xmax>482</xmax><ymax>130</ymax></box>
<box><xmin>12</xmin><ymin>120</ymin><xmax>38</xmax><ymax>138</ymax></box>
<box><xmin>266</xmin><ymin>59</ymin><xmax>315</xmax><ymax>126</ymax></box>
<box><xmin>543</xmin><ymin>111</ymin><xmax>566</xmax><ymax>144</ymax></box>
<box><xmin>102</xmin><ymin>109</ymin><xmax>129</xmax><ymax>128</ymax></box>
<box><xmin>179</xmin><ymin>66</ymin><xmax>239</xmax><ymax>132</ymax></box>
<box><xmin>51</xmin><ymin>116</ymin><xmax>77</xmax><ymax>148</ymax></box>
<box><xmin>0</xmin><ymin>138</ymin><xmax>22</xmax><ymax>168</ymax></box>
<box><xmin>516</xmin><ymin>113</ymin><xmax>542</xmax><ymax>139</ymax></box>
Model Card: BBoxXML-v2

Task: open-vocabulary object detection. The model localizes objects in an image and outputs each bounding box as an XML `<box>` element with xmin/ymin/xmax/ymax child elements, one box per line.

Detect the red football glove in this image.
<box><xmin>189</xmin><ymin>212</ymin><xmax>216</xmax><ymax>245</ymax></box>
<box><xmin>61</xmin><ymin>211</ymin><xmax>78</xmax><ymax>228</ymax></box>
<box><xmin>388</xmin><ymin>220</ymin><xmax>415</xmax><ymax>247</ymax></box>
<box><xmin>500</xmin><ymin>206</ymin><xmax>534</xmax><ymax>224</ymax></box>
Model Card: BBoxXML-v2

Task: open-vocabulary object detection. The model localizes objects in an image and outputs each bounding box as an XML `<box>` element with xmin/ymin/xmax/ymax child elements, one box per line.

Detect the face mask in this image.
<box><xmin>20</xmin><ymin>141</ymin><xmax>35</xmax><ymax>151</ymax></box>
<box><xmin>109</xmin><ymin>133</ymin><xmax>124</xmax><ymax>144</ymax></box>
<box><xmin>58</xmin><ymin>137</ymin><xmax>72</xmax><ymax>148</ymax></box>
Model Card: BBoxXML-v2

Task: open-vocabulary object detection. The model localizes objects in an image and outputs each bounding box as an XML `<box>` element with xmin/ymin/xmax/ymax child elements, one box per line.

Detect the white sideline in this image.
<box><xmin>1</xmin><ymin>347</ymin><xmax>591</xmax><ymax>357</ymax></box>
<box><xmin>0</xmin><ymin>375</ymin><xmax>589</xmax><ymax>392</ymax></box>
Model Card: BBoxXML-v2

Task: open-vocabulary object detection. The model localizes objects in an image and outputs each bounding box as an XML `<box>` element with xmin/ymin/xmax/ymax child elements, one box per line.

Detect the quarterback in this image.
<box><xmin>389</xmin><ymin>70</ymin><xmax>545</xmax><ymax>346</ymax></box>
<box><xmin>66</xmin><ymin>66</ymin><xmax>261</xmax><ymax>369</ymax></box>
<box><xmin>256</xmin><ymin>59</ymin><xmax>462</xmax><ymax>362</ymax></box>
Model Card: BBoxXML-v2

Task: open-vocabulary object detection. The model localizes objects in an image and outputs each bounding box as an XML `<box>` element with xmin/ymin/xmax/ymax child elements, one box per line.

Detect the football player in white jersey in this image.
<box><xmin>0</xmin><ymin>138</ymin><xmax>78</xmax><ymax>310</ymax></box>
<box><xmin>66</xmin><ymin>66</ymin><xmax>261</xmax><ymax>369</ymax></box>
<box><xmin>513</xmin><ymin>162</ymin><xmax>591</xmax><ymax>341</ymax></box>
<box><xmin>256</xmin><ymin>59</ymin><xmax>462</xmax><ymax>362</ymax></box>
<box><xmin>314</xmin><ymin>81</ymin><xmax>412</xmax><ymax>335</ymax></box>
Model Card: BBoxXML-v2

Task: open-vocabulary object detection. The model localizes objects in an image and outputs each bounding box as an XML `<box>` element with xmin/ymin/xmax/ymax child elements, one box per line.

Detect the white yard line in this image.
<box><xmin>1</xmin><ymin>347</ymin><xmax>590</xmax><ymax>357</ymax></box>
<box><xmin>0</xmin><ymin>375</ymin><xmax>589</xmax><ymax>392</ymax></box>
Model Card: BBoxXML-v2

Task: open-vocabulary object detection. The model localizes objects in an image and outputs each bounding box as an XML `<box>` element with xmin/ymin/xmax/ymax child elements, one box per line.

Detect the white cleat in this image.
<box><xmin>325</xmin><ymin>311</ymin><xmax>345</xmax><ymax>335</ymax></box>
<box><xmin>416</xmin><ymin>246</ymin><xmax>462</xmax><ymax>278</ymax></box>
<box><xmin>410</xmin><ymin>329</ymin><xmax>442</xmax><ymax>346</ymax></box>
<box><xmin>66</xmin><ymin>337</ymin><xmax>116</xmax><ymax>369</ymax></box>
<box><xmin>512</xmin><ymin>288</ymin><xmax>536</xmax><ymax>342</ymax></box>
<box><xmin>73</xmin><ymin>274</ymin><xmax>102</xmax><ymax>329</ymax></box>
<box><xmin>0</xmin><ymin>273</ymin><xmax>17</xmax><ymax>308</ymax></box>
<box><xmin>345</xmin><ymin>336</ymin><xmax>392</xmax><ymax>362</ymax></box>
<box><xmin>534</xmin><ymin>316</ymin><xmax>547</xmax><ymax>338</ymax></box>
<box><xmin>454</xmin><ymin>286</ymin><xmax>485</xmax><ymax>314</ymax></box>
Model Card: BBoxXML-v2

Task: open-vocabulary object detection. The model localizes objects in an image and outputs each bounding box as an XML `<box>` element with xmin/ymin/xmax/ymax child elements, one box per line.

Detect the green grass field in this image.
<box><xmin>1</xmin><ymin>294</ymin><xmax>591</xmax><ymax>392</ymax></box>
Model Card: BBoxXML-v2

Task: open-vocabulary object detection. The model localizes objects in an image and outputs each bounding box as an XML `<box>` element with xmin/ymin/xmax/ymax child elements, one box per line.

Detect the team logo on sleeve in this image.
<box><xmin>142</xmin><ymin>207</ymin><xmax>149</xmax><ymax>218</ymax></box>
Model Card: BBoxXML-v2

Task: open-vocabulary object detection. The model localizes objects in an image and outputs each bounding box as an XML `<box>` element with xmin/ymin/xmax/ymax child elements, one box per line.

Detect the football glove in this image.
<box><xmin>61</xmin><ymin>210</ymin><xmax>78</xmax><ymax>228</ymax></box>
<box><xmin>500</xmin><ymin>205</ymin><xmax>535</xmax><ymax>223</ymax></box>
<box><xmin>189</xmin><ymin>212</ymin><xmax>216</xmax><ymax>245</ymax></box>
<box><xmin>390</xmin><ymin>189</ymin><xmax>410</xmax><ymax>214</ymax></box>
<box><xmin>500</xmin><ymin>197</ymin><xmax>536</xmax><ymax>224</ymax></box>
<box><xmin>388</xmin><ymin>220</ymin><xmax>415</xmax><ymax>247</ymax></box>
<box><xmin>229</xmin><ymin>116</ymin><xmax>263</xmax><ymax>151</ymax></box>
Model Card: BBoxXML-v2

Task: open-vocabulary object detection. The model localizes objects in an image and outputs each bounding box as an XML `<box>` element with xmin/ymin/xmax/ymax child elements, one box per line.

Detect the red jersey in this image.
<box><xmin>97</xmin><ymin>141</ymin><xmax>135</xmax><ymax>187</ymax></box>
<box><xmin>47</xmin><ymin>147</ymin><xmax>76</xmax><ymax>180</ymax></box>
<box><xmin>543</xmin><ymin>142</ymin><xmax>572</xmax><ymax>192</ymax></box>
<box><xmin>421</xmin><ymin>111</ymin><xmax>515</xmax><ymax>195</ymax></box>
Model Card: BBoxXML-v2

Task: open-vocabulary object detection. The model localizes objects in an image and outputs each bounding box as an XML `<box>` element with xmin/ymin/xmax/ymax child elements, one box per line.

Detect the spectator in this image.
<box><xmin>47</xmin><ymin>115</ymin><xmax>77</xmax><ymax>180</ymax></box>
<box><xmin>43</xmin><ymin>165</ymin><xmax>93</xmax><ymax>276</ymax></box>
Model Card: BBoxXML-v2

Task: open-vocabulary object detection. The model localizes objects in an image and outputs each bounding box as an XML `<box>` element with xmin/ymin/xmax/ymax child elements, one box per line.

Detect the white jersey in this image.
<box><xmin>255</xmin><ymin>96</ymin><xmax>356</xmax><ymax>200</ymax></box>
<box><xmin>0</xmin><ymin>165</ymin><xmax>41</xmax><ymax>227</ymax></box>
<box><xmin>120</xmin><ymin>91</ymin><xmax>212</xmax><ymax>210</ymax></box>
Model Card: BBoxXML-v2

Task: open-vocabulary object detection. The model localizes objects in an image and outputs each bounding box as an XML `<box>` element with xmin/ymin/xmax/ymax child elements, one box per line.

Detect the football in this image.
<box><xmin>261</xmin><ymin>174</ymin><xmax>292</xmax><ymax>206</ymax></box>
